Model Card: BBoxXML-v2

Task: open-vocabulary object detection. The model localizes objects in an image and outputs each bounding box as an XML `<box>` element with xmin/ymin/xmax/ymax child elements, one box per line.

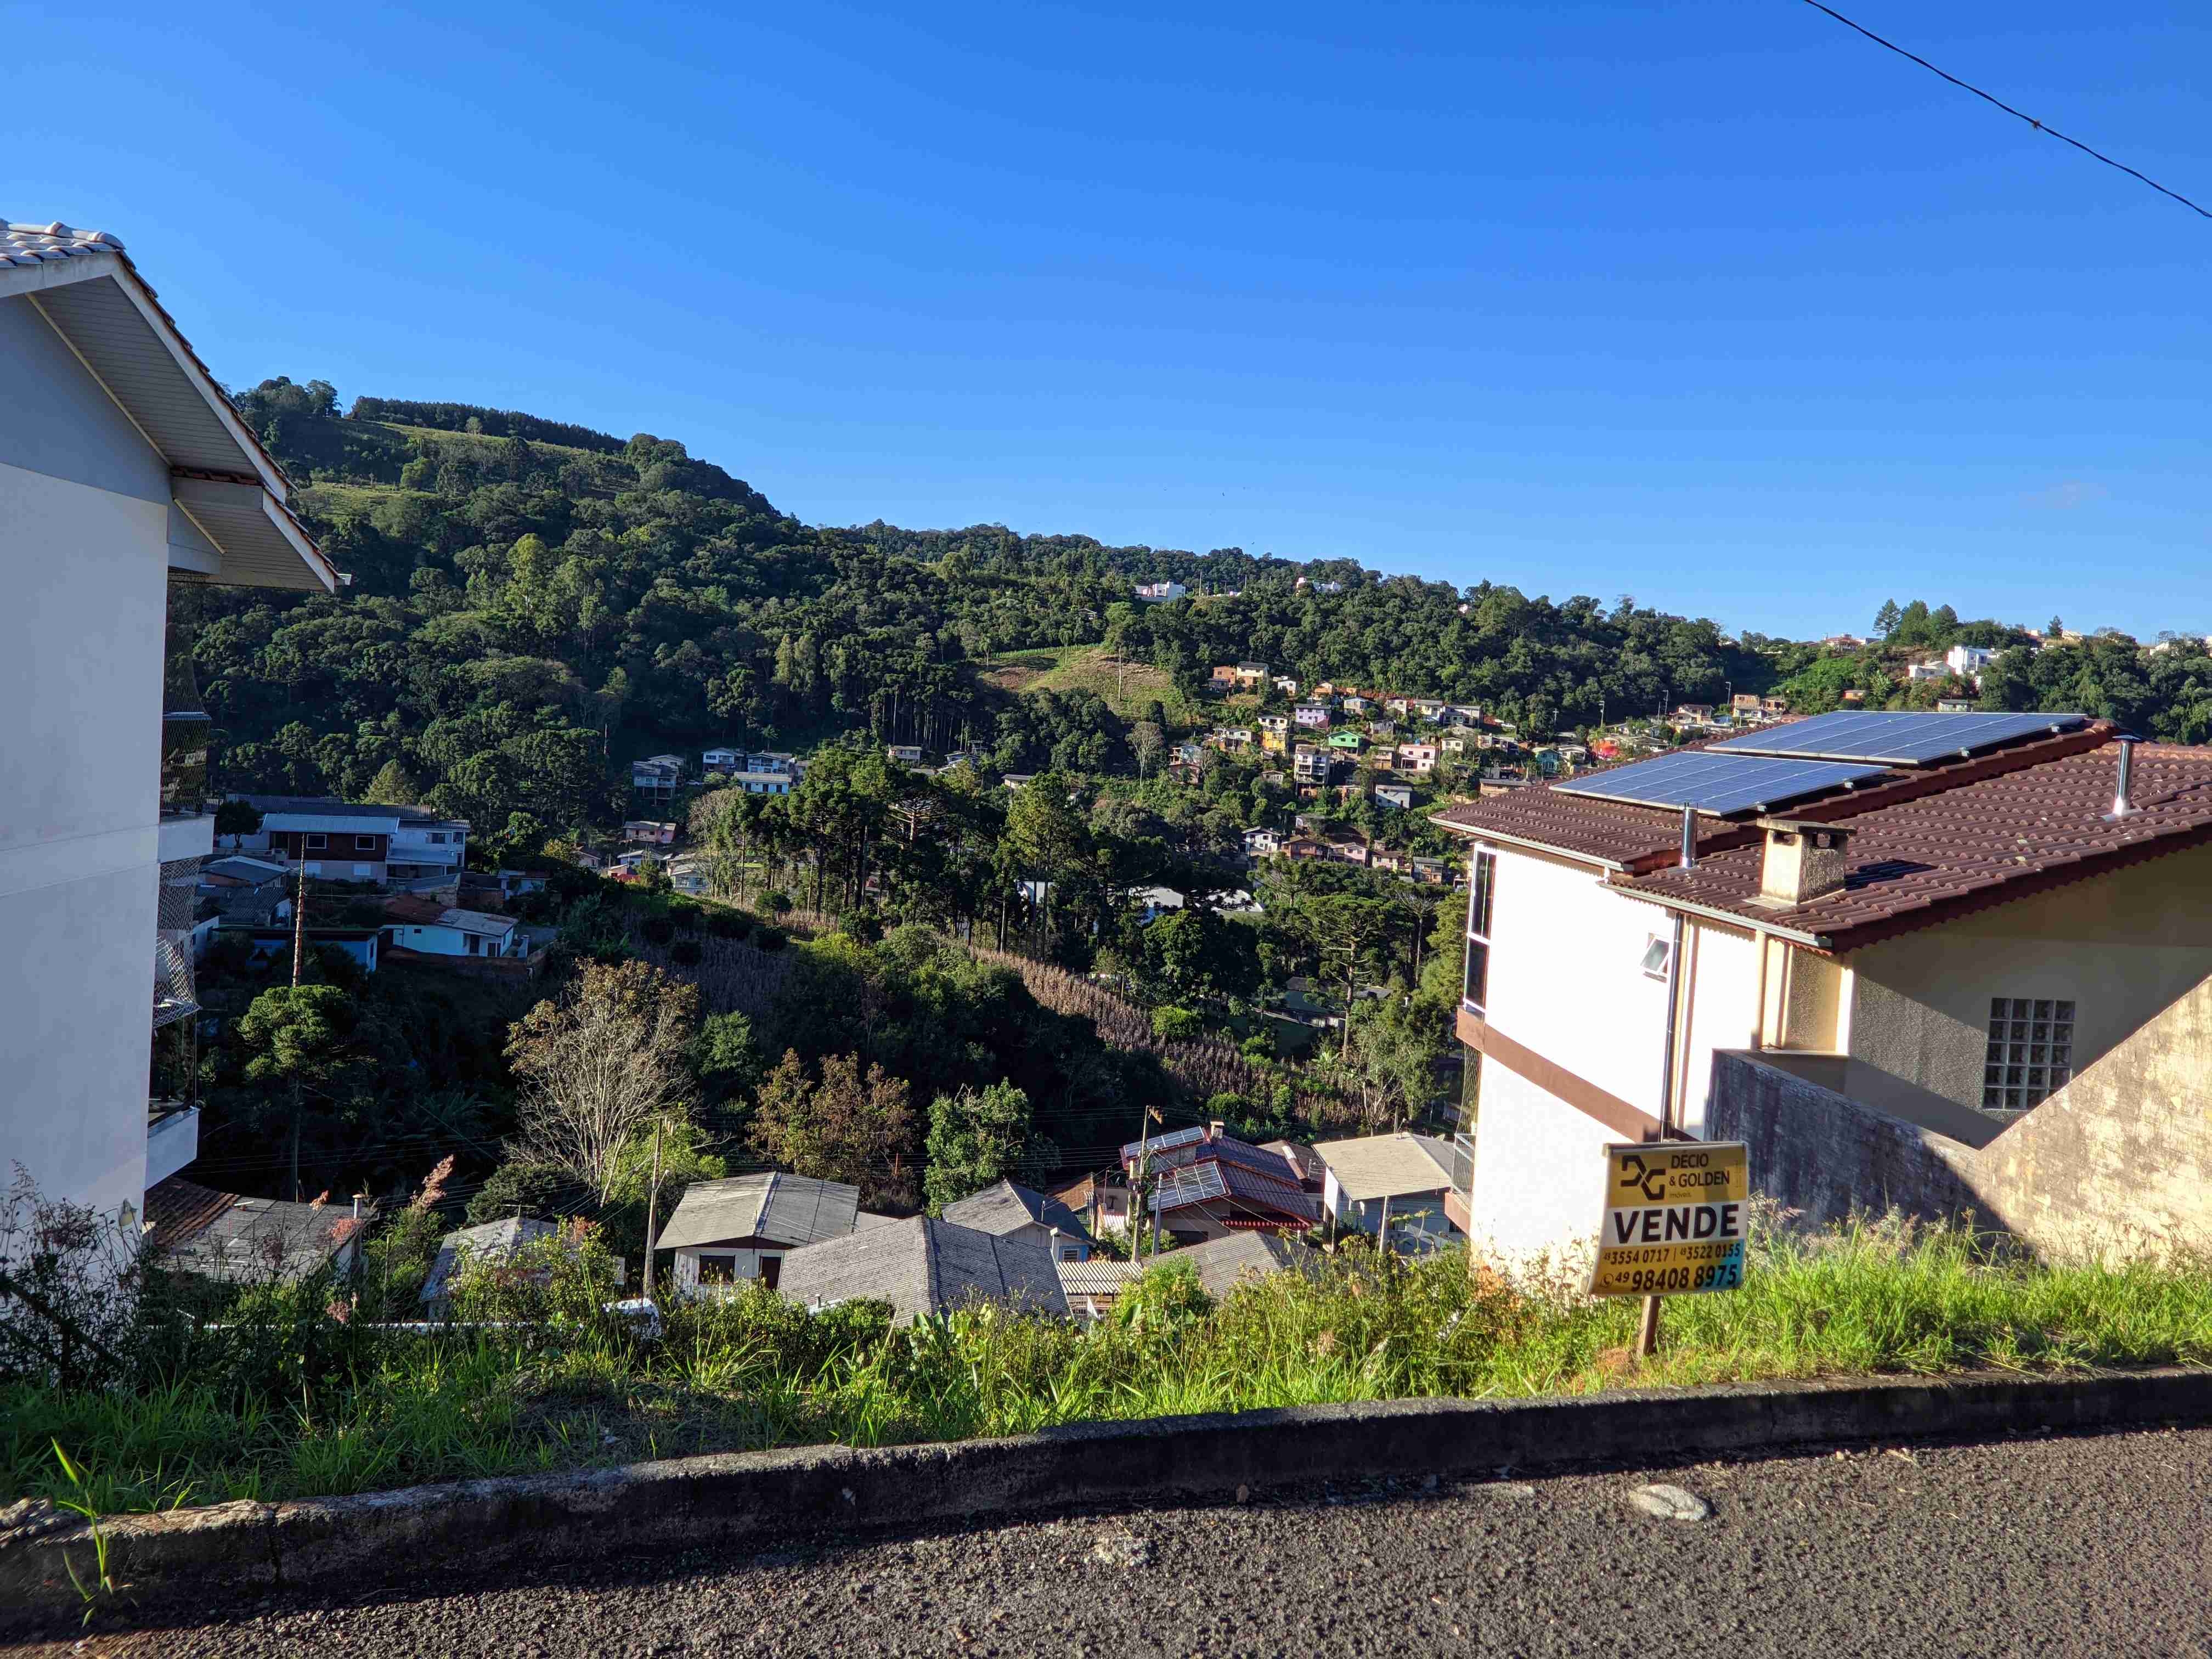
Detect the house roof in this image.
<box><xmin>5</xmin><ymin>221</ymin><xmax>336</xmax><ymax>593</ymax></box>
<box><xmin>1057</xmin><ymin>1259</ymin><xmax>1145</xmax><ymax>1299</ymax></box>
<box><xmin>236</xmin><ymin>795</ymin><xmax>404</xmax><ymax>823</ymax></box>
<box><xmin>1172</xmin><ymin>1231</ymin><xmax>1312</xmax><ymax>1299</ymax></box>
<box><xmin>1624</xmin><ymin>738</ymin><xmax>2212</xmax><ymax>950</ymax></box>
<box><xmin>421</xmin><ymin>1216</ymin><xmax>559</xmax><ymax>1305</ymax></box>
<box><xmin>1258</xmin><ymin>1139</ymin><xmax>1325</xmax><ymax>1187</ymax></box>
<box><xmin>381</xmin><ymin>895</ymin><xmax>516</xmax><ymax>935</ymax></box>
<box><xmin>1314</xmin><ymin>1132</ymin><xmax>1457</xmax><ymax>1201</ymax></box>
<box><xmin>148</xmin><ymin>1177</ymin><xmax>365</xmax><ymax>1284</ymax></box>
<box><xmin>940</xmin><ymin>1179</ymin><xmax>1095</xmax><ymax>1244</ymax></box>
<box><xmin>656</xmin><ymin>1172</ymin><xmax>862</xmax><ymax>1251</ymax></box>
<box><xmin>1432</xmin><ymin>721</ymin><xmax>2212</xmax><ymax>950</ymax></box>
<box><xmin>777</xmin><ymin>1216</ymin><xmax>1070</xmax><ymax>1323</ymax></box>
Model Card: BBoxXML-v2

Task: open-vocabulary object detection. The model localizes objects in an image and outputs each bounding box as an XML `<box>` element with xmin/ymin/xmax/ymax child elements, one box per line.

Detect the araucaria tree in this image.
<box><xmin>505</xmin><ymin>959</ymin><xmax>701</xmax><ymax>1204</ymax></box>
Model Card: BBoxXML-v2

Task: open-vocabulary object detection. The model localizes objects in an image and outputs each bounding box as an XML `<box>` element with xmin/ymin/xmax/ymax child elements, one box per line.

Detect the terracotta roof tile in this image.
<box><xmin>1626</xmin><ymin>740</ymin><xmax>2212</xmax><ymax>947</ymax></box>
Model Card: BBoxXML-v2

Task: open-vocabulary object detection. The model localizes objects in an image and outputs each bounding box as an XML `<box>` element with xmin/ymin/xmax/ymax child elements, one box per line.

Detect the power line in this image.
<box><xmin>1796</xmin><ymin>0</ymin><xmax>2212</xmax><ymax>220</ymax></box>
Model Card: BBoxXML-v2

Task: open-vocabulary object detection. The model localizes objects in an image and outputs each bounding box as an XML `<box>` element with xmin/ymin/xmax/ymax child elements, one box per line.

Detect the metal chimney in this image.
<box><xmin>1679</xmin><ymin>806</ymin><xmax>1696</xmax><ymax>870</ymax></box>
<box><xmin>2107</xmin><ymin>736</ymin><xmax>2140</xmax><ymax>821</ymax></box>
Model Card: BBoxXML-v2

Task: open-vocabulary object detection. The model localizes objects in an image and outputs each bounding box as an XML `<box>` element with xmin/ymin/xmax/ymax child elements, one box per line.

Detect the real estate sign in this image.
<box><xmin>1589</xmin><ymin>1141</ymin><xmax>1749</xmax><ymax>1298</ymax></box>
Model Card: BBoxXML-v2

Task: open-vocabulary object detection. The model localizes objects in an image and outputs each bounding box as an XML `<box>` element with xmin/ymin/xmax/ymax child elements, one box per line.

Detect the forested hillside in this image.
<box><xmin>180</xmin><ymin>380</ymin><xmax>1768</xmax><ymax>836</ymax></box>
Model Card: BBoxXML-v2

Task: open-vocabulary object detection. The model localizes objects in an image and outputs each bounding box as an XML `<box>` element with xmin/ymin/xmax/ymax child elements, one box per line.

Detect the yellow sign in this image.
<box><xmin>1589</xmin><ymin>1141</ymin><xmax>1750</xmax><ymax>1299</ymax></box>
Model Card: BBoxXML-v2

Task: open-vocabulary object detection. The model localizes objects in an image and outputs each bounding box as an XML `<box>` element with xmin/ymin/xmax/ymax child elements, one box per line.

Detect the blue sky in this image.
<box><xmin>9</xmin><ymin>1</ymin><xmax>2210</xmax><ymax>639</ymax></box>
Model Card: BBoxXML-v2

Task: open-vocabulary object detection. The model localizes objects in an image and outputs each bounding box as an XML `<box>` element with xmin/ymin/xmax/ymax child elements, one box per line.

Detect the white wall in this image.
<box><xmin>0</xmin><ymin>455</ymin><xmax>168</xmax><ymax>1221</ymax></box>
<box><xmin>1465</xmin><ymin>1062</ymin><xmax>1614</xmax><ymax>1276</ymax></box>
<box><xmin>673</xmin><ymin>1243</ymin><xmax>782</xmax><ymax>1296</ymax></box>
<box><xmin>1481</xmin><ymin>846</ymin><xmax>1673</xmax><ymax>1116</ymax></box>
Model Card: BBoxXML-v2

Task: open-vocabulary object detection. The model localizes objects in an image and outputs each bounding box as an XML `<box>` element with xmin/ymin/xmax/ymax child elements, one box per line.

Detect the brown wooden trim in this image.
<box><xmin>1457</xmin><ymin>1008</ymin><xmax>1668</xmax><ymax>1142</ymax></box>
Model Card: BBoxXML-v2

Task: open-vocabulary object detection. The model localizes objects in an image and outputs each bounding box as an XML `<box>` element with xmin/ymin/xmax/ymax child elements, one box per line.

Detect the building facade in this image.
<box><xmin>2</xmin><ymin>220</ymin><xmax>338</xmax><ymax>1221</ymax></box>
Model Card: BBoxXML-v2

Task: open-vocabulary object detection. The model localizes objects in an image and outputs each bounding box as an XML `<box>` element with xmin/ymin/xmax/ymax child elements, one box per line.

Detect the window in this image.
<box><xmin>759</xmin><ymin>1255</ymin><xmax>782</xmax><ymax>1289</ymax></box>
<box><xmin>696</xmin><ymin>1254</ymin><xmax>737</xmax><ymax>1284</ymax></box>
<box><xmin>465</xmin><ymin>934</ymin><xmax>480</xmax><ymax>956</ymax></box>
<box><xmin>355</xmin><ymin>836</ymin><xmax>377</xmax><ymax>851</ymax></box>
<box><xmin>1984</xmin><ymin>997</ymin><xmax>2074</xmax><ymax>1109</ymax></box>
<box><xmin>1640</xmin><ymin>935</ymin><xmax>1673</xmax><ymax>981</ymax></box>
<box><xmin>428</xmin><ymin>832</ymin><xmax>447</xmax><ymax>844</ymax></box>
<box><xmin>305</xmin><ymin>833</ymin><xmax>328</xmax><ymax>850</ymax></box>
<box><xmin>1462</xmin><ymin>850</ymin><xmax>1496</xmax><ymax>1015</ymax></box>
<box><xmin>1060</xmin><ymin>1245</ymin><xmax>1082</xmax><ymax>1262</ymax></box>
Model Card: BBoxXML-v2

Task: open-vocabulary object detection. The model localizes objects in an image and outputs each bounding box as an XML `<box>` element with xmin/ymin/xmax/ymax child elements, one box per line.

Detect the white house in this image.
<box><xmin>2</xmin><ymin>220</ymin><xmax>340</xmax><ymax>1222</ymax></box>
<box><xmin>1435</xmin><ymin>710</ymin><xmax>2212</xmax><ymax>1271</ymax></box>
<box><xmin>1134</xmin><ymin>580</ymin><xmax>1187</xmax><ymax>602</ymax></box>
<box><xmin>702</xmin><ymin>747</ymin><xmax>743</xmax><ymax>774</ymax></box>
<box><xmin>1375</xmin><ymin>784</ymin><xmax>1415</xmax><ymax>810</ymax></box>
<box><xmin>886</xmin><ymin>744</ymin><xmax>924</xmax><ymax>765</ymax></box>
<box><xmin>1395</xmin><ymin>743</ymin><xmax>1438</xmax><ymax>775</ymax></box>
<box><xmin>1906</xmin><ymin>661</ymin><xmax>1948</xmax><ymax>682</ymax></box>
<box><xmin>1243</xmin><ymin>827</ymin><xmax>1282</xmax><ymax>859</ymax></box>
<box><xmin>631</xmin><ymin>754</ymin><xmax>686</xmax><ymax>802</ymax></box>
<box><xmin>1313</xmin><ymin>1133</ymin><xmax>1464</xmax><ymax>1256</ymax></box>
<box><xmin>380</xmin><ymin>896</ymin><xmax>528</xmax><ymax>959</ymax></box>
<box><xmin>734</xmin><ymin>770</ymin><xmax>795</xmax><ymax>797</ymax></box>
<box><xmin>1945</xmin><ymin>645</ymin><xmax>2000</xmax><ymax>678</ymax></box>
<box><xmin>656</xmin><ymin>1171</ymin><xmax>891</xmax><ymax>1296</ymax></box>
<box><xmin>1293</xmin><ymin>703</ymin><xmax>1331</xmax><ymax>729</ymax></box>
<box><xmin>388</xmin><ymin>813</ymin><xmax>469</xmax><ymax>882</ymax></box>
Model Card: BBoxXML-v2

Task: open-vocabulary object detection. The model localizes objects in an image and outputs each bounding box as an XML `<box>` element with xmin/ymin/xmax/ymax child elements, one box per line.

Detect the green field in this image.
<box><xmin>981</xmin><ymin>644</ymin><xmax>1209</xmax><ymax>725</ymax></box>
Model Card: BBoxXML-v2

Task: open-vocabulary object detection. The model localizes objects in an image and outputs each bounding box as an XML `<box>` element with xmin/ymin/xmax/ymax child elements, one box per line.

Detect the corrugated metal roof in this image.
<box><xmin>1313</xmin><ymin>1133</ymin><xmax>1457</xmax><ymax>1202</ymax></box>
<box><xmin>657</xmin><ymin>1172</ymin><xmax>861</xmax><ymax>1251</ymax></box>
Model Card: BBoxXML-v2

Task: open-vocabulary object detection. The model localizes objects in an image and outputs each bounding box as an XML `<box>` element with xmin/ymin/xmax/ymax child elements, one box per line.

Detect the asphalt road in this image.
<box><xmin>20</xmin><ymin>1423</ymin><xmax>2212</xmax><ymax>1658</ymax></box>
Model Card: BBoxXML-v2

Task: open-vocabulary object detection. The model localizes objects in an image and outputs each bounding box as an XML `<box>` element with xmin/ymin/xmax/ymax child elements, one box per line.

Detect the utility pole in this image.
<box><xmin>641</xmin><ymin>1118</ymin><xmax>664</xmax><ymax>1303</ymax></box>
<box><xmin>290</xmin><ymin>854</ymin><xmax>308</xmax><ymax>986</ymax></box>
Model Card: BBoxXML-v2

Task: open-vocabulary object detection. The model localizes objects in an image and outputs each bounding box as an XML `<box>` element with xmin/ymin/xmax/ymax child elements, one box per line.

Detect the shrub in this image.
<box><xmin>670</xmin><ymin>939</ymin><xmax>703</xmax><ymax>967</ymax></box>
<box><xmin>705</xmin><ymin>909</ymin><xmax>749</xmax><ymax>939</ymax></box>
<box><xmin>640</xmin><ymin>916</ymin><xmax>677</xmax><ymax>947</ymax></box>
<box><xmin>764</xmin><ymin>891</ymin><xmax>793</xmax><ymax>916</ymax></box>
<box><xmin>754</xmin><ymin>925</ymin><xmax>788</xmax><ymax>952</ymax></box>
<box><xmin>1150</xmin><ymin>1005</ymin><xmax>1204</xmax><ymax>1041</ymax></box>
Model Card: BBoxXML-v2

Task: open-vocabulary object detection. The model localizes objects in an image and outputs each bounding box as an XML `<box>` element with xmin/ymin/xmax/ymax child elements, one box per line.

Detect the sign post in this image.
<box><xmin>1590</xmin><ymin>1141</ymin><xmax>1749</xmax><ymax>1354</ymax></box>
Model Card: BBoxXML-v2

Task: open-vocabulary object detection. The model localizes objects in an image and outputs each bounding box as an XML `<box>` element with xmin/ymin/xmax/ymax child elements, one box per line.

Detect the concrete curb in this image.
<box><xmin>10</xmin><ymin>1364</ymin><xmax>2212</xmax><ymax>1609</ymax></box>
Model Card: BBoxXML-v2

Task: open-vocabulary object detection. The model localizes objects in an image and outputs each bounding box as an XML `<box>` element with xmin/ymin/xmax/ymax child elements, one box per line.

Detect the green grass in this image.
<box><xmin>11</xmin><ymin>1217</ymin><xmax>2212</xmax><ymax>1516</ymax></box>
<box><xmin>980</xmin><ymin>644</ymin><xmax>1209</xmax><ymax>725</ymax></box>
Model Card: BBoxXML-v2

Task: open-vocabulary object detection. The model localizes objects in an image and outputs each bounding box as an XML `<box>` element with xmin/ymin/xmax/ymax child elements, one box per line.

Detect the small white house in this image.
<box><xmin>887</xmin><ymin>744</ymin><xmax>924</xmax><ymax>765</ymax></box>
<box><xmin>1243</xmin><ymin>827</ymin><xmax>1282</xmax><ymax>859</ymax></box>
<box><xmin>1945</xmin><ymin>645</ymin><xmax>2000</xmax><ymax>677</ymax></box>
<box><xmin>380</xmin><ymin>896</ymin><xmax>527</xmax><ymax>958</ymax></box>
<box><xmin>657</xmin><ymin>1172</ymin><xmax>890</xmax><ymax>1296</ymax></box>
<box><xmin>702</xmin><ymin>747</ymin><xmax>743</xmax><ymax>774</ymax></box>
<box><xmin>1134</xmin><ymin>580</ymin><xmax>1188</xmax><ymax>602</ymax></box>
<box><xmin>1375</xmin><ymin>784</ymin><xmax>1415</xmax><ymax>810</ymax></box>
<box><xmin>1314</xmin><ymin>1132</ymin><xmax>1464</xmax><ymax>1256</ymax></box>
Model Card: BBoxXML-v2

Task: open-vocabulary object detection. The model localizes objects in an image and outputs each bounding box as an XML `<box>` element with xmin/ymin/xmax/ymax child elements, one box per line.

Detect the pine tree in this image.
<box><xmin>1875</xmin><ymin>599</ymin><xmax>1903</xmax><ymax>638</ymax></box>
<box><xmin>360</xmin><ymin>759</ymin><xmax>422</xmax><ymax>806</ymax></box>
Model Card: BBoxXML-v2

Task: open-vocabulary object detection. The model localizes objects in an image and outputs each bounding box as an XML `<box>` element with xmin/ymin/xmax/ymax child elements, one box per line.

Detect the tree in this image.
<box><xmin>505</xmin><ymin>960</ymin><xmax>701</xmax><ymax>1205</ymax></box>
<box><xmin>236</xmin><ymin>983</ymin><xmax>365</xmax><ymax>1200</ymax></box>
<box><xmin>923</xmin><ymin>1080</ymin><xmax>1032</xmax><ymax>1212</ymax></box>
<box><xmin>747</xmin><ymin>1049</ymin><xmax>918</xmax><ymax>1210</ymax></box>
<box><xmin>213</xmin><ymin>798</ymin><xmax>263</xmax><ymax>849</ymax></box>
<box><xmin>1131</xmin><ymin>721</ymin><xmax>1165</xmax><ymax>778</ymax></box>
<box><xmin>360</xmin><ymin>760</ymin><xmax>422</xmax><ymax>806</ymax></box>
<box><xmin>1344</xmin><ymin>995</ymin><xmax>1447</xmax><ymax>1130</ymax></box>
<box><xmin>2049</xmin><ymin>615</ymin><xmax>2066</xmax><ymax>640</ymax></box>
<box><xmin>1874</xmin><ymin>600</ymin><xmax>1902</xmax><ymax>639</ymax></box>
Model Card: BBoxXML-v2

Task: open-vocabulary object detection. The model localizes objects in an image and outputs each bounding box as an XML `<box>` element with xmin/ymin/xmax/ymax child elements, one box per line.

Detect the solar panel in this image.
<box><xmin>1554</xmin><ymin>751</ymin><xmax>1890</xmax><ymax>816</ymax></box>
<box><xmin>1709</xmin><ymin>710</ymin><xmax>2086</xmax><ymax>766</ymax></box>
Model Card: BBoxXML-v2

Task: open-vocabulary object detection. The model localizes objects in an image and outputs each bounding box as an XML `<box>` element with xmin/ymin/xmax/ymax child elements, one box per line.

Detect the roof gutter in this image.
<box><xmin>1432</xmin><ymin>820</ymin><xmax>1628</xmax><ymax>873</ymax></box>
<box><xmin>1607</xmin><ymin>879</ymin><xmax>1831</xmax><ymax>950</ymax></box>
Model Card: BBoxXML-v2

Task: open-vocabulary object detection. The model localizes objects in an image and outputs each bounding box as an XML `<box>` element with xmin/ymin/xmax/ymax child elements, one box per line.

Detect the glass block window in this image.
<box><xmin>1983</xmin><ymin>997</ymin><xmax>2074</xmax><ymax>1110</ymax></box>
